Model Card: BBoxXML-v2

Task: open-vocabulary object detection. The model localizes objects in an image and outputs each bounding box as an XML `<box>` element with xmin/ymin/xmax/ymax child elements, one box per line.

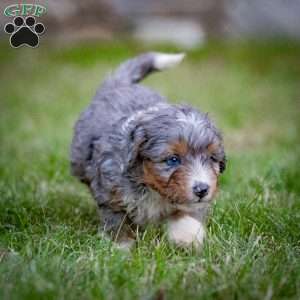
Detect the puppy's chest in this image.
<box><xmin>123</xmin><ymin>189</ymin><xmax>175</xmax><ymax>224</ymax></box>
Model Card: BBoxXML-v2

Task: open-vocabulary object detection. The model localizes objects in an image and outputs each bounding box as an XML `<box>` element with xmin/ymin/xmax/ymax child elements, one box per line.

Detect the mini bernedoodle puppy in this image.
<box><xmin>71</xmin><ymin>52</ymin><xmax>226</xmax><ymax>249</ymax></box>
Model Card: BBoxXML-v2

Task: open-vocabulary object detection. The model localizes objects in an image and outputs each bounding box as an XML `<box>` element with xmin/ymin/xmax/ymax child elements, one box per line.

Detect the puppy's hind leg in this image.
<box><xmin>98</xmin><ymin>206</ymin><xmax>136</xmax><ymax>250</ymax></box>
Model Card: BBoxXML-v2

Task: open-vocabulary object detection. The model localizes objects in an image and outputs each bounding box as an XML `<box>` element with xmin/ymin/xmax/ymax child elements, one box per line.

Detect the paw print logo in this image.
<box><xmin>4</xmin><ymin>16</ymin><xmax>45</xmax><ymax>48</ymax></box>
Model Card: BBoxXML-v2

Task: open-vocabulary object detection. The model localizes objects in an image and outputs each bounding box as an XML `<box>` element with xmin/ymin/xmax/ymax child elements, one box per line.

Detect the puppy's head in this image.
<box><xmin>127</xmin><ymin>105</ymin><xmax>226</xmax><ymax>204</ymax></box>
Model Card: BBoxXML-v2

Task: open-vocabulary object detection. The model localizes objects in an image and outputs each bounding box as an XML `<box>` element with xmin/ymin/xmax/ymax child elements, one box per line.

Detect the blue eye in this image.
<box><xmin>165</xmin><ymin>155</ymin><xmax>181</xmax><ymax>167</ymax></box>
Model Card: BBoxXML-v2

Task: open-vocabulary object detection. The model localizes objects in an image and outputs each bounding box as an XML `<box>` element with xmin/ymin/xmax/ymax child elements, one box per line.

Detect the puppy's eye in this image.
<box><xmin>165</xmin><ymin>155</ymin><xmax>181</xmax><ymax>167</ymax></box>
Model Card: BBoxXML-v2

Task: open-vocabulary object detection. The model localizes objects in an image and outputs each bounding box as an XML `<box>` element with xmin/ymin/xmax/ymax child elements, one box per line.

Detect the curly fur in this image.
<box><xmin>70</xmin><ymin>52</ymin><xmax>226</xmax><ymax>248</ymax></box>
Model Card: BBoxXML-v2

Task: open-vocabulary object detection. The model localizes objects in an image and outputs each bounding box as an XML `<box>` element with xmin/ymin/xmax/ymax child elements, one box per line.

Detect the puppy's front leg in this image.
<box><xmin>167</xmin><ymin>215</ymin><xmax>206</xmax><ymax>249</ymax></box>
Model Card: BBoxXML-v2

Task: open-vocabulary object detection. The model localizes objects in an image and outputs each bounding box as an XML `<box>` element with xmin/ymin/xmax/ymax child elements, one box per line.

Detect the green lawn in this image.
<box><xmin>0</xmin><ymin>40</ymin><xmax>300</xmax><ymax>300</ymax></box>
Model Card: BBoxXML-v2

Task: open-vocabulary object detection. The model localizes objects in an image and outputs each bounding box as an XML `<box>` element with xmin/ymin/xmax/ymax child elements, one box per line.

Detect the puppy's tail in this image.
<box><xmin>109</xmin><ymin>52</ymin><xmax>185</xmax><ymax>85</ymax></box>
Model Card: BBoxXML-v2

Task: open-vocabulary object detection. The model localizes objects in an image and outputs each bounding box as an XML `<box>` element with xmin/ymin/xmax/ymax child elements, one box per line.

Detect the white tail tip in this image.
<box><xmin>153</xmin><ymin>52</ymin><xmax>185</xmax><ymax>70</ymax></box>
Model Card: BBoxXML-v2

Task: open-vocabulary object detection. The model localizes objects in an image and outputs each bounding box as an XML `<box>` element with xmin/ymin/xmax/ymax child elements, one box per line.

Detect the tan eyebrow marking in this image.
<box><xmin>168</xmin><ymin>140</ymin><xmax>188</xmax><ymax>156</ymax></box>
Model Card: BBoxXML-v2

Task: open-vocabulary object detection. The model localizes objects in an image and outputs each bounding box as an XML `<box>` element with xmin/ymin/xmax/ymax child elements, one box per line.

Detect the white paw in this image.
<box><xmin>114</xmin><ymin>238</ymin><xmax>135</xmax><ymax>252</ymax></box>
<box><xmin>167</xmin><ymin>215</ymin><xmax>205</xmax><ymax>249</ymax></box>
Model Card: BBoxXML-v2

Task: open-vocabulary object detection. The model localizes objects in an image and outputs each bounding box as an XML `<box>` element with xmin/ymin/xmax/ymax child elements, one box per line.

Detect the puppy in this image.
<box><xmin>71</xmin><ymin>52</ymin><xmax>226</xmax><ymax>249</ymax></box>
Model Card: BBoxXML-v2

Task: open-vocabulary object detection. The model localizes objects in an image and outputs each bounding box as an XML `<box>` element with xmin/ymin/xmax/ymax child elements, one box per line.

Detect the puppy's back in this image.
<box><xmin>70</xmin><ymin>52</ymin><xmax>185</xmax><ymax>183</ymax></box>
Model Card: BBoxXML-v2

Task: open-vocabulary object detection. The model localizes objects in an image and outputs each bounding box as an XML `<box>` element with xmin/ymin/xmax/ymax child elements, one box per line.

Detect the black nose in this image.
<box><xmin>193</xmin><ymin>182</ymin><xmax>209</xmax><ymax>199</ymax></box>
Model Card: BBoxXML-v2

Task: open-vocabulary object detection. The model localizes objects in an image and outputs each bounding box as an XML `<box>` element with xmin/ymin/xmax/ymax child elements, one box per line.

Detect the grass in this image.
<box><xmin>0</xmin><ymin>39</ymin><xmax>300</xmax><ymax>300</ymax></box>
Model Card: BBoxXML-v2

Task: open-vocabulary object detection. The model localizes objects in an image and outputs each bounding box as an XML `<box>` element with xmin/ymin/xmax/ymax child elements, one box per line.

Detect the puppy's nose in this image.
<box><xmin>193</xmin><ymin>182</ymin><xmax>209</xmax><ymax>199</ymax></box>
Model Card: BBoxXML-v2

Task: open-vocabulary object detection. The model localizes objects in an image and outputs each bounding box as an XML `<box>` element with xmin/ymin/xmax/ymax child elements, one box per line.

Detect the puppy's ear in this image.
<box><xmin>127</xmin><ymin>124</ymin><xmax>146</xmax><ymax>167</ymax></box>
<box><xmin>219</xmin><ymin>156</ymin><xmax>226</xmax><ymax>173</ymax></box>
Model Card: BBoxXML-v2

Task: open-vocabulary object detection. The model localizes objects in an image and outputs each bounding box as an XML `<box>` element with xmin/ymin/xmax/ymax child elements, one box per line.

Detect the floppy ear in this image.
<box><xmin>219</xmin><ymin>156</ymin><xmax>226</xmax><ymax>173</ymax></box>
<box><xmin>126</xmin><ymin>124</ymin><xmax>147</xmax><ymax>167</ymax></box>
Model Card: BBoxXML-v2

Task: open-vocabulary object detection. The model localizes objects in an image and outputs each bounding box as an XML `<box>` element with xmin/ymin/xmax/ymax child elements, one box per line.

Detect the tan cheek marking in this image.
<box><xmin>143</xmin><ymin>161</ymin><xmax>169</xmax><ymax>198</ymax></box>
<box><xmin>143</xmin><ymin>162</ymin><xmax>191</xmax><ymax>203</ymax></box>
<box><xmin>167</xmin><ymin>168</ymin><xmax>190</xmax><ymax>203</ymax></box>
